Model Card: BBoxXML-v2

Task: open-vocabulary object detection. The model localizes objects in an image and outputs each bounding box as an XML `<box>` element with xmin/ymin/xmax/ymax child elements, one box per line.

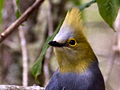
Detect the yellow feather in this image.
<box><xmin>62</xmin><ymin>7</ymin><xmax>83</xmax><ymax>31</ymax></box>
<box><xmin>53</xmin><ymin>7</ymin><xmax>96</xmax><ymax>74</ymax></box>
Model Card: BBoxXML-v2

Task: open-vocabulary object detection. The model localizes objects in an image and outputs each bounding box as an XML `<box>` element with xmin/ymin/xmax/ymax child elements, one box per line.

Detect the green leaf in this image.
<box><xmin>15</xmin><ymin>0</ymin><xmax>24</xmax><ymax>26</ymax></box>
<box><xmin>15</xmin><ymin>9</ymin><xmax>21</xmax><ymax>19</ymax></box>
<box><xmin>79</xmin><ymin>0</ymin><xmax>96</xmax><ymax>11</ymax></box>
<box><xmin>15</xmin><ymin>0</ymin><xmax>21</xmax><ymax>19</ymax></box>
<box><xmin>0</xmin><ymin>0</ymin><xmax>4</xmax><ymax>24</ymax></box>
<box><xmin>96</xmin><ymin>0</ymin><xmax>119</xmax><ymax>31</ymax></box>
<box><xmin>31</xmin><ymin>20</ymin><xmax>63</xmax><ymax>82</ymax></box>
<box><xmin>0</xmin><ymin>0</ymin><xmax>4</xmax><ymax>34</ymax></box>
<box><xmin>16</xmin><ymin>0</ymin><xmax>20</xmax><ymax>9</ymax></box>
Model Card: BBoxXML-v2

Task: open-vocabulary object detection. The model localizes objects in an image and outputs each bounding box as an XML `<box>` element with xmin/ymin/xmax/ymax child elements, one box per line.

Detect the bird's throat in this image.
<box><xmin>58</xmin><ymin>60</ymin><xmax>91</xmax><ymax>74</ymax></box>
<box><xmin>54</xmin><ymin>47</ymin><xmax>96</xmax><ymax>74</ymax></box>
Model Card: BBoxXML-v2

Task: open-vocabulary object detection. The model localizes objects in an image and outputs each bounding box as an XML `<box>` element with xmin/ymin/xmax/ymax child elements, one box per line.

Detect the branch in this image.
<box><xmin>12</xmin><ymin>0</ymin><xmax>28</xmax><ymax>86</ymax></box>
<box><xmin>47</xmin><ymin>0</ymin><xmax>53</xmax><ymax>36</ymax></box>
<box><xmin>0</xmin><ymin>0</ymin><xmax>44</xmax><ymax>43</ymax></box>
<box><xmin>104</xmin><ymin>9</ymin><xmax>120</xmax><ymax>83</ymax></box>
<box><xmin>19</xmin><ymin>26</ymin><xmax>28</xmax><ymax>86</ymax></box>
<box><xmin>44</xmin><ymin>0</ymin><xmax>53</xmax><ymax>86</ymax></box>
<box><xmin>104</xmin><ymin>44</ymin><xmax>116</xmax><ymax>83</ymax></box>
<box><xmin>0</xmin><ymin>85</ymin><xmax>44</xmax><ymax>90</ymax></box>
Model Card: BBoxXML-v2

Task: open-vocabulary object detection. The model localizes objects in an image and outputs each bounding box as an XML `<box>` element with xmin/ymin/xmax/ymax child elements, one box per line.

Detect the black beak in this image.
<box><xmin>48</xmin><ymin>41</ymin><xmax>65</xmax><ymax>47</ymax></box>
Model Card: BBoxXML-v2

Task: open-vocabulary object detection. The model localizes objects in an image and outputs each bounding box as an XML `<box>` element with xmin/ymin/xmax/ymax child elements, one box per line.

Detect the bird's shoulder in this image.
<box><xmin>45</xmin><ymin>62</ymin><xmax>105</xmax><ymax>90</ymax></box>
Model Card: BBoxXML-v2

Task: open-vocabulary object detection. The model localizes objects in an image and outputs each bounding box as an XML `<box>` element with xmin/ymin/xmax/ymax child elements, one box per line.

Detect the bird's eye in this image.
<box><xmin>68</xmin><ymin>38</ymin><xmax>77</xmax><ymax>47</ymax></box>
<box><xmin>69</xmin><ymin>40</ymin><xmax>75</xmax><ymax>45</ymax></box>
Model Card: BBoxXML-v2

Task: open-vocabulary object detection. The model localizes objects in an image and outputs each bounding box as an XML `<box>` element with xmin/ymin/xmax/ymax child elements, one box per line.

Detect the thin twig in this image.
<box><xmin>47</xmin><ymin>0</ymin><xmax>53</xmax><ymax>36</ymax></box>
<box><xmin>104</xmin><ymin>33</ymin><xmax>117</xmax><ymax>83</ymax></box>
<box><xmin>44</xmin><ymin>47</ymin><xmax>52</xmax><ymax>86</ymax></box>
<box><xmin>0</xmin><ymin>0</ymin><xmax>44</xmax><ymax>43</ymax></box>
<box><xmin>44</xmin><ymin>0</ymin><xmax>53</xmax><ymax>86</ymax></box>
<box><xmin>0</xmin><ymin>85</ymin><xmax>45</xmax><ymax>90</ymax></box>
<box><xmin>12</xmin><ymin>0</ymin><xmax>28</xmax><ymax>86</ymax></box>
<box><xmin>79</xmin><ymin>0</ymin><xmax>96</xmax><ymax>11</ymax></box>
<box><xmin>104</xmin><ymin>44</ymin><xmax>116</xmax><ymax>83</ymax></box>
<box><xmin>104</xmin><ymin>9</ymin><xmax>120</xmax><ymax>83</ymax></box>
<box><xmin>19</xmin><ymin>26</ymin><xmax>28</xmax><ymax>86</ymax></box>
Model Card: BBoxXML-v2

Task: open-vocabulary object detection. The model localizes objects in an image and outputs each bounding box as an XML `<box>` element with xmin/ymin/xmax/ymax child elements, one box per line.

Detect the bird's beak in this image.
<box><xmin>48</xmin><ymin>41</ymin><xmax>65</xmax><ymax>47</ymax></box>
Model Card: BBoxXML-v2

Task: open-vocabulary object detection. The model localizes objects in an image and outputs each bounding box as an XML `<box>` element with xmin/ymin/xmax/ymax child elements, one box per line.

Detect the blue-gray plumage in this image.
<box><xmin>46</xmin><ymin>59</ymin><xmax>105</xmax><ymax>90</ymax></box>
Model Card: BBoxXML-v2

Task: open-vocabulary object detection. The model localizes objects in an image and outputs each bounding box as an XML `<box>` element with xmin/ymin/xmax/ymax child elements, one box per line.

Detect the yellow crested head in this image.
<box><xmin>62</xmin><ymin>7</ymin><xmax>83</xmax><ymax>32</ymax></box>
<box><xmin>49</xmin><ymin>7</ymin><xmax>96</xmax><ymax>74</ymax></box>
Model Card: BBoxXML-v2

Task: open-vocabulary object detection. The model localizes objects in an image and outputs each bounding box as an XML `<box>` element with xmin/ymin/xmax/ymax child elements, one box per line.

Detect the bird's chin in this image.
<box><xmin>54</xmin><ymin>46</ymin><xmax>64</xmax><ymax>52</ymax></box>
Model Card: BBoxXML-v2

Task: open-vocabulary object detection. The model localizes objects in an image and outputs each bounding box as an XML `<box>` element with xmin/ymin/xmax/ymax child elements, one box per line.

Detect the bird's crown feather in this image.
<box><xmin>62</xmin><ymin>7</ymin><xmax>83</xmax><ymax>31</ymax></box>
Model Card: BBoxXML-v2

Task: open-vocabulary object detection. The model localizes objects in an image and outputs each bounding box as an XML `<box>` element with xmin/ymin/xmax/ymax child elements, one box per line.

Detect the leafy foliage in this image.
<box><xmin>0</xmin><ymin>0</ymin><xmax>4</xmax><ymax>23</ymax></box>
<box><xmin>31</xmin><ymin>20</ymin><xmax>63</xmax><ymax>81</ymax></box>
<box><xmin>96</xmin><ymin>0</ymin><xmax>119</xmax><ymax>30</ymax></box>
<box><xmin>16</xmin><ymin>9</ymin><xmax>21</xmax><ymax>19</ymax></box>
<box><xmin>15</xmin><ymin>0</ymin><xmax>21</xmax><ymax>19</ymax></box>
<box><xmin>15</xmin><ymin>0</ymin><xmax>24</xmax><ymax>26</ymax></box>
<box><xmin>79</xmin><ymin>0</ymin><xmax>96</xmax><ymax>11</ymax></box>
<box><xmin>0</xmin><ymin>0</ymin><xmax>4</xmax><ymax>33</ymax></box>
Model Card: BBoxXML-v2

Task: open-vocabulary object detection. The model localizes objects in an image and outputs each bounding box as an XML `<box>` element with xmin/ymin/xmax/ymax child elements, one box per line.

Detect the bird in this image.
<box><xmin>45</xmin><ymin>7</ymin><xmax>105</xmax><ymax>90</ymax></box>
